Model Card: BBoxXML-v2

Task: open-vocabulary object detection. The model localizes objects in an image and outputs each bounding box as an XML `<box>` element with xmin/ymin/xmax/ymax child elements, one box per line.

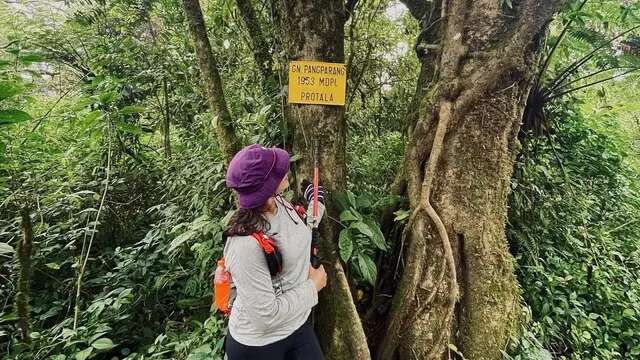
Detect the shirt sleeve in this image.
<box><xmin>226</xmin><ymin>236</ymin><xmax>317</xmax><ymax>332</ymax></box>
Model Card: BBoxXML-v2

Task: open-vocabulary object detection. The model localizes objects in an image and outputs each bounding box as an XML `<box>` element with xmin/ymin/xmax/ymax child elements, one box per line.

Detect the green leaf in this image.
<box><xmin>0</xmin><ymin>242</ymin><xmax>14</xmax><ymax>255</ymax></box>
<box><xmin>91</xmin><ymin>337</ymin><xmax>115</xmax><ymax>351</ymax></box>
<box><xmin>335</xmin><ymin>191</ymin><xmax>357</xmax><ymax>211</ymax></box>
<box><xmin>45</xmin><ymin>263</ymin><xmax>61</xmax><ymax>270</ymax></box>
<box><xmin>289</xmin><ymin>153</ymin><xmax>302</xmax><ymax>162</ymax></box>
<box><xmin>364</xmin><ymin>218</ymin><xmax>386</xmax><ymax>250</ymax></box>
<box><xmin>347</xmin><ymin>191</ymin><xmax>357</xmax><ymax>208</ymax></box>
<box><xmin>117</xmin><ymin>122</ymin><xmax>143</xmax><ymax>135</ymax></box>
<box><xmin>119</xmin><ymin>105</ymin><xmax>146</xmax><ymax>114</ymax></box>
<box><xmin>334</xmin><ymin>192</ymin><xmax>351</xmax><ymax>211</ymax></box>
<box><xmin>338</xmin><ymin>230</ymin><xmax>353</xmax><ymax>262</ymax></box>
<box><xmin>192</xmin><ymin>344</ymin><xmax>212</xmax><ymax>353</ymax></box>
<box><xmin>168</xmin><ymin>230</ymin><xmax>196</xmax><ymax>252</ymax></box>
<box><xmin>75</xmin><ymin>347</ymin><xmax>93</xmax><ymax>360</ymax></box>
<box><xmin>0</xmin><ymin>110</ymin><xmax>32</xmax><ymax>125</ymax></box>
<box><xmin>221</xmin><ymin>210</ymin><xmax>234</xmax><ymax>227</ymax></box>
<box><xmin>539</xmin><ymin>349</ymin><xmax>553</xmax><ymax>360</ymax></box>
<box><xmin>356</xmin><ymin>194</ymin><xmax>373</xmax><ymax>209</ymax></box>
<box><xmin>357</xmin><ymin>255</ymin><xmax>377</xmax><ymax>286</ymax></box>
<box><xmin>98</xmin><ymin>91</ymin><xmax>117</xmax><ymax>104</ymax></box>
<box><xmin>87</xmin><ymin>332</ymin><xmax>108</xmax><ymax>344</ymax></box>
<box><xmin>0</xmin><ymin>81</ymin><xmax>24</xmax><ymax>101</ymax></box>
<box><xmin>623</xmin><ymin>308</ymin><xmax>636</xmax><ymax>318</ymax></box>
<box><xmin>61</xmin><ymin>328</ymin><xmax>76</xmax><ymax>339</ymax></box>
<box><xmin>187</xmin><ymin>352</ymin><xmax>211</xmax><ymax>360</ymax></box>
<box><xmin>0</xmin><ymin>312</ymin><xmax>18</xmax><ymax>322</ymax></box>
<box><xmin>351</xmin><ymin>221</ymin><xmax>373</xmax><ymax>238</ymax></box>
<box><xmin>393</xmin><ymin>209</ymin><xmax>410</xmax><ymax>222</ymax></box>
<box><xmin>72</xmin><ymin>97</ymin><xmax>94</xmax><ymax>111</ymax></box>
<box><xmin>340</xmin><ymin>209</ymin><xmax>358</xmax><ymax>222</ymax></box>
<box><xmin>83</xmin><ymin>110</ymin><xmax>103</xmax><ymax>123</ymax></box>
<box><xmin>18</xmin><ymin>53</ymin><xmax>44</xmax><ymax>64</ymax></box>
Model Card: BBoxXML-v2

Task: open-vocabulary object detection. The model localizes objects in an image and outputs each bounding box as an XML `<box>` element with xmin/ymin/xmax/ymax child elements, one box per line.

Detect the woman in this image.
<box><xmin>223</xmin><ymin>144</ymin><xmax>327</xmax><ymax>360</ymax></box>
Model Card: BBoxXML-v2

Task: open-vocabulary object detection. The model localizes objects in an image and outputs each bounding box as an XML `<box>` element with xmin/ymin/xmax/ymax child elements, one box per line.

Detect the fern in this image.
<box><xmin>566</xmin><ymin>27</ymin><xmax>609</xmax><ymax>48</ymax></box>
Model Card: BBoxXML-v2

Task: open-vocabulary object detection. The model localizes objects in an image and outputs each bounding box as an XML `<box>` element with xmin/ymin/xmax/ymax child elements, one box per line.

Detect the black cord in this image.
<box><xmin>275</xmin><ymin>195</ymin><xmax>299</xmax><ymax>225</ymax></box>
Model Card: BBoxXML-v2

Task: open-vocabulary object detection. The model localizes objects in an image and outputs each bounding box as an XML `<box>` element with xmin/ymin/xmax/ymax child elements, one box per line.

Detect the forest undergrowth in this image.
<box><xmin>1</xmin><ymin>0</ymin><xmax>640</xmax><ymax>359</ymax></box>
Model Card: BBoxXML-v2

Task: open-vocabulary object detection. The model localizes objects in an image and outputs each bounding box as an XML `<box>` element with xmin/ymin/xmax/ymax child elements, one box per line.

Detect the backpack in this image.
<box><xmin>212</xmin><ymin>232</ymin><xmax>283</xmax><ymax>316</ymax></box>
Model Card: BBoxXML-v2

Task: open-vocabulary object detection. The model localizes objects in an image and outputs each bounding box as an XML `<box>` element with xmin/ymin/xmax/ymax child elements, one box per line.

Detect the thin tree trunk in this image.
<box><xmin>162</xmin><ymin>79</ymin><xmax>172</xmax><ymax>159</ymax></box>
<box><xmin>16</xmin><ymin>207</ymin><xmax>33</xmax><ymax>344</ymax></box>
<box><xmin>279</xmin><ymin>1</ymin><xmax>370</xmax><ymax>359</ymax></box>
<box><xmin>235</xmin><ymin>0</ymin><xmax>273</xmax><ymax>85</ymax></box>
<box><xmin>378</xmin><ymin>1</ymin><xmax>562</xmax><ymax>359</ymax></box>
<box><xmin>182</xmin><ymin>0</ymin><xmax>241</xmax><ymax>163</ymax></box>
<box><xmin>235</xmin><ymin>0</ymin><xmax>285</xmax><ymax>147</ymax></box>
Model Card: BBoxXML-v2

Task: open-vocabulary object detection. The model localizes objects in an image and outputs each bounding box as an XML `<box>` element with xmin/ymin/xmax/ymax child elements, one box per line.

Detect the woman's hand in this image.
<box><xmin>308</xmin><ymin>264</ymin><xmax>327</xmax><ymax>291</ymax></box>
<box><xmin>301</xmin><ymin>179</ymin><xmax>326</xmax><ymax>205</ymax></box>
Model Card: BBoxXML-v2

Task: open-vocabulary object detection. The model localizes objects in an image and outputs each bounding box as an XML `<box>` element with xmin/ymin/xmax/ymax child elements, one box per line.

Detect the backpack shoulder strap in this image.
<box><xmin>250</xmin><ymin>232</ymin><xmax>282</xmax><ymax>275</ymax></box>
<box><xmin>250</xmin><ymin>232</ymin><xmax>276</xmax><ymax>253</ymax></box>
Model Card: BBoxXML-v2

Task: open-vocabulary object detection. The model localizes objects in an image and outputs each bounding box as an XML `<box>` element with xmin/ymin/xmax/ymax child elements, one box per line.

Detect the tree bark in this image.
<box><xmin>378</xmin><ymin>1</ymin><xmax>562</xmax><ymax>359</ymax></box>
<box><xmin>182</xmin><ymin>0</ymin><xmax>241</xmax><ymax>163</ymax></box>
<box><xmin>16</xmin><ymin>207</ymin><xmax>33</xmax><ymax>344</ymax></box>
<box><xmin>279</xmin><ymin>1</ymin><xmax>370</xmax><ymax>359</ymax></box>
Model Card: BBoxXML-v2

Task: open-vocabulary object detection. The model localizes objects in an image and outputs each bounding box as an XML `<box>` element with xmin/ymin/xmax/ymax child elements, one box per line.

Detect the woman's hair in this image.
<box><xmin>223</xmin><ymin>202</ymin><xmax>271</xmax><ymax>238</ymax></box>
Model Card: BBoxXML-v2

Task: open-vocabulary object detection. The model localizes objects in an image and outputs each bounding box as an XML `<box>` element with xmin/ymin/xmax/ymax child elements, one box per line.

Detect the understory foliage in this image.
<box><xmin>506</xmin><ymin>101</ymin><xmax>640</xmax><ymax>359</ymax></box>
<box><xmin>1</xmin><ymin>0</ymin><xmax>640</xmax><ymax>359</ymax></box>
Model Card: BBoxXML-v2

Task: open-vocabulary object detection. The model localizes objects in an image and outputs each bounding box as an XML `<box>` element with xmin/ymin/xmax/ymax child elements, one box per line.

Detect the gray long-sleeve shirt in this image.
<box><xmin>223</xmin><ymin>197</ymin><xmax>324</xmax><ymax>346</ymax></box>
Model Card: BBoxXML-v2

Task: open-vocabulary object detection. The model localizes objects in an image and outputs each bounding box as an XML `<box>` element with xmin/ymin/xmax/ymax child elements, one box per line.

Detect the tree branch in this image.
<box><xmin>344</xmin><ymin>0</ymin><xmax>359</xmax><ymax>21</ymax></box>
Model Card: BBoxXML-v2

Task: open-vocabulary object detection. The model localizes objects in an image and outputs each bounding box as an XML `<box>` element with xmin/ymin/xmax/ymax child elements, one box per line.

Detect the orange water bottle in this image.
<box><xmin>213</xmin><ymin>258</ymin><xmax>232</xmax><ymax>315</ymax></box>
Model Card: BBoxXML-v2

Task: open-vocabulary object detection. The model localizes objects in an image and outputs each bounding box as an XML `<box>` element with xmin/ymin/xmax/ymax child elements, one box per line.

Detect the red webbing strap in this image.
<box><xmin>251</xmin><ymin>232</ymin><xmax>275</xmax><ymax>254</ymax></box>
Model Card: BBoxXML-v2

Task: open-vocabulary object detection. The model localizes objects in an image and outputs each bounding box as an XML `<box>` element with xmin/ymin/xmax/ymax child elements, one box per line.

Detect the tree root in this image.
<box><xmin>419</xmin><ymin>101</ymin><xmax>459</xmax><ymax>359</ymax></box>
<box><xmin>377</xmin><ymin>98</ymin><xmax>459</xmax><ymax>360</ymax></box>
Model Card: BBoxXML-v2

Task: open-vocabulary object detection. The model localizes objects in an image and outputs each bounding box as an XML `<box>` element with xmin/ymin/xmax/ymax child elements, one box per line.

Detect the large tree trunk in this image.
<box><xmin>378</xmin><ymin>1</ymin><xmax>562</xmax><ymax>359</ymax></box>
<box><xmin>182</xmin><ymin>0</ymin><xmax>241</xmax><ymax>163</ymax></box>
<box><xmin>279</xmin><ymin>1</ymin><xmax>371</xmax><ymax>359</ymax></box>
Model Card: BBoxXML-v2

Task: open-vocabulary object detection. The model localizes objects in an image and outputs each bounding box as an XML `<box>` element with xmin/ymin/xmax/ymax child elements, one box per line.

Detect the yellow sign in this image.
<box><xmin>288</xmin><ymin>60</ymin><xmax>347</xmax><ymax>106</ymax></box>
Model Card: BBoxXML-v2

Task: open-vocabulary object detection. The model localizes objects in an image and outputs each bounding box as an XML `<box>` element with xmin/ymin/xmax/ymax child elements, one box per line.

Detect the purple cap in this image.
<box><xmin>225</xmin><ymin>144</ymin><xmax>290</xmax><ymax>209</ymax></box>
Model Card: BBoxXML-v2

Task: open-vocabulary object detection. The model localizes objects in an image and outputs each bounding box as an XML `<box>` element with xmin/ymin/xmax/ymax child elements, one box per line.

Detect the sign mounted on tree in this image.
<box><xmin>288</xmin><ymin>60</ymin><xmax>347</xmax><ymax>106</ymax></box>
